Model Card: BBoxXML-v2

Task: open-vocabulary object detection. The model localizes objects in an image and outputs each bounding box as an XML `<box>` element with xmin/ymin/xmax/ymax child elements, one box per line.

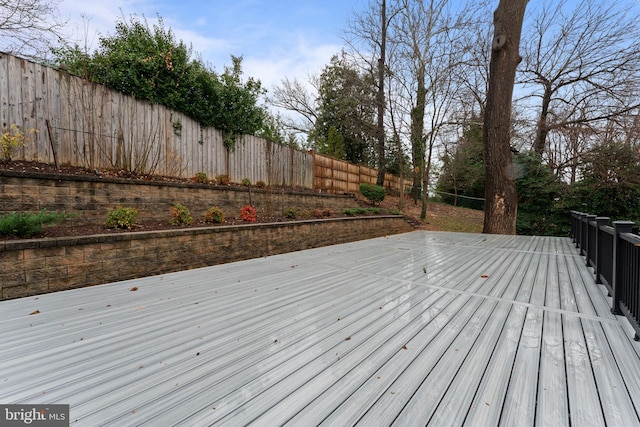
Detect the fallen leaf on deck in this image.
<box><xmin>481</xmin><ymin>275</ymin><xmax>489</xmax><ymax>279</ymax></box>
<box><xmin>130</xmin><ymin>287</ymin><xmax>138</xmax><ymax>291</ymax></box>
<box><xmin>29</xmin><ymin>310</ymin><xmax>40</xmax><ymax>315</ymax></box>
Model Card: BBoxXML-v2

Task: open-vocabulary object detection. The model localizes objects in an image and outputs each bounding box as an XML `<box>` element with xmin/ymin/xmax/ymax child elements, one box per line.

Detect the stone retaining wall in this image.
<box><xmin>0</xmin><ymin>216</ymin><xmax>413</xmax><ymax>300</ymax></box>
<box><xmin>0</xmin><ymin>171</ymin><xmax>356</xmax><ymax>225</ymax></box>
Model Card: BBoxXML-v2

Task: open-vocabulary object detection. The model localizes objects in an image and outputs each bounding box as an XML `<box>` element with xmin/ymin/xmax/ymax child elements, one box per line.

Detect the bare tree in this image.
<box><xmin>483</xmin><ymin>0</ymin><xmax>528</xmax><ymax>235</ymax></box>
<box><xmin>344</xmin><ymin>0</ymin><xmax>403</xmax><ymax>184</ymax></box>
<box><xmin>269</xmin><ymin>76</ymin><xmax>320</xmax><ymax>139</ymax></box>
<box><xmin>0</xmin><ymin>0</ymin><xmax>66</xmax><ymax>59</ymax></box>
<box><xmin>521</xmin><ymin>0</ymin><xmax>640</xmax><ymax>155</ymax></box>
<box><xmin>392</xmin><ymin>0</ymin><xmax>473</xmax><ymax>218</ymax></box>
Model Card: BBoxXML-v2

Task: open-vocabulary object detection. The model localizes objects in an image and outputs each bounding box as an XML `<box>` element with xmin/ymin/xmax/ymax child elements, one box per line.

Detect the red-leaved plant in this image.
<box><xmin>239</xmin><ymin>205</ymin><xmax>257</xmax><ymax>222</ymax></box>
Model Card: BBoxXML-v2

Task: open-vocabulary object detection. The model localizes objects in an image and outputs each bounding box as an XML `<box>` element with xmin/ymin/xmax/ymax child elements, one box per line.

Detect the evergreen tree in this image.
<box><xmin>310</xmin><ymin>53</ymin><xmax>377</xmax><ymax>164</ymax></box>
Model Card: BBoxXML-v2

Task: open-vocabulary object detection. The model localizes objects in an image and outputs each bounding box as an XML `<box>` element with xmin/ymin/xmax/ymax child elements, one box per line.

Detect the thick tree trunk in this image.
<box><xmin>411</xmin><ymin>66</ymin><xmax>426</xmax><ymax>203</ymax></box>
<box><xmin>483</xmin><ymin>0</ymin><xmax>528</xmax><ymax>235</ymax></box>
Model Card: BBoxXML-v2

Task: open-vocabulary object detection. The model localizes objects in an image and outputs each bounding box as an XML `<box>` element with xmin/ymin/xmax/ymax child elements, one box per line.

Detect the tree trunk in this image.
<box><xmin>410</xmin><ymin>65</ymin><xmax>426</xmax><ymax>203</ymax></box>
<box><xmin>376</xmin><ymin>0</ymin><xmax>387</xmax><ymax>186</ymax></box>
<box><xmin>533</xmin><ymin>83</ymin><xmax>552</xmax><ymax>155</ymax></box>
<box><xmin>420</xmin><ymin>138</ymin><xmax>433</xmax><ymax>219</ymax></box>
<box><xmin>483</xmin><ymin>0</ymin><xmax>528</xmax><ymax>235</ymax></box>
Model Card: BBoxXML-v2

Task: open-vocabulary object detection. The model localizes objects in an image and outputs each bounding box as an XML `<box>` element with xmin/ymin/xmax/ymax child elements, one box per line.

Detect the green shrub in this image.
<box><xmin>215</xmin><ymin>174</ymin><xmax>230</xmax><ymax>185</ymax></box>
<box><xmin>193</xmin><ymin>172</ymin><xmax>208</xmax><ymax>183</ymax></box>
<box><xmin>105</xmin><ymin>207</ymin><xmax>138</xmax><ymax>229</ymax></box>
<box><xmin>360</xmin><ymin>183</ymin><xmax>385</xmax><ymax>205</ymax></box>
<box><xmin>283</xmin><ymin>208</ymin><xmax>297</xmax><ymax>219</ymax></box>
<box><xmin>298</xmin><ymin>209</ymin><xmax>311</xmax><ymax>219</ymax></box>
<box><xmin>241</xmin><ymin>178</ymin><xmax>251</xmax><ymax>187</ymax></box>
<box><xmin>169</xmin><ymin>203</ymin><xmax>193</xmax><ymax>226</ymax></box>
<box><xmin>203</xmin><ymin>207</ymin><xmax>225</xmax><ymax>223</ymax></box>
<box><xmin>0</xmin><ymin>210</ymin><xmax>74</xmax><ymax>237</ymax></box>
<box><xmin>343</xmin><ymin>207</ymin><xmax>380</xmax><ymax>216</ymax></box>
<box><xmin>255</xmin><ymin>180</ymin><xmax>267</xmax><ymax>189</ymax></box>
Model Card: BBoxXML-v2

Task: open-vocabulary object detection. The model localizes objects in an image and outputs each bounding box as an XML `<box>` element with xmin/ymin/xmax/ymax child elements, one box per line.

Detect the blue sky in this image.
<box><xmin>59</xmin><ymin>0</ymin><xmax>366</xmax><ymax>91</ymax></box>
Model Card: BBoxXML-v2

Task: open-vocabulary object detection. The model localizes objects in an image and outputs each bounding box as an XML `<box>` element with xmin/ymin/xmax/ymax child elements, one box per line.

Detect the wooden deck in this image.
<box><xmin>1</xmin><ymin>231</ymin><xmax>640</xmax><ymax>426</ymax></box>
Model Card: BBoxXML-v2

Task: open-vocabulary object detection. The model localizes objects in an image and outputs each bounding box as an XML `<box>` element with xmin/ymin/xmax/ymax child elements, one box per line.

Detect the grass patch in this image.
<box><xmin>0</xmin><ymin>210</ymin><xmax>75</xmax><ymax>237</ymax></box>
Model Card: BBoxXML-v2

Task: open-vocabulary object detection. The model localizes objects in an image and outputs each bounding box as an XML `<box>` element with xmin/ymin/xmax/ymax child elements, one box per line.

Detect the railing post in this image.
<box><xmin>594</xmin><ymin>217</ymin><xmax>609</xmax><ymax>284</ymax></box>
<box><xmin>611</xmin><ymin>221</ymin><xmax>635</xmax><ymax>315</ymax></box>
<box><xmin>585</xmin><ymin>214</ymin><xmax>597</xmax><ymax>266</ymax></box>
<box><xmin>579</xmin><ymin>213</ymin><xmax>588</xmax><ymax>254</ymax></box>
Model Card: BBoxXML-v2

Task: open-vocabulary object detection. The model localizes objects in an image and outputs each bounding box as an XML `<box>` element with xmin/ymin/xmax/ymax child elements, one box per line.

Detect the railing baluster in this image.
<box><xmin>612</xmin><ymin>221</ymin><xmax>635</xmax><ymax>316</ymax></box>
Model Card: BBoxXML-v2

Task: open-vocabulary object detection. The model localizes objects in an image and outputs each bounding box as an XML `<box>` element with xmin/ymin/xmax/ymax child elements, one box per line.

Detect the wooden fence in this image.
<box><xmin>1</xmin><ymin>52</ymin><xmax>406</xmax><ymax>194</ymax></box>
<box><xmin>312</xmin><ymin>152</ymin><xmax>409</xmax><ymax>195</ymax></box>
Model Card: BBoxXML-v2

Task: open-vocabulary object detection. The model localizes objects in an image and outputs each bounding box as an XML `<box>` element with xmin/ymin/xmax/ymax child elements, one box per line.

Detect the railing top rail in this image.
<box><xmin>620</xmin><ymin>232</ymin><xmax>640</xmax><ymax>245</ymax></box>
<box><xmin>600</xmin><ymin>225</ymin><xmax>615</xmax><ymax>235</ymax></box>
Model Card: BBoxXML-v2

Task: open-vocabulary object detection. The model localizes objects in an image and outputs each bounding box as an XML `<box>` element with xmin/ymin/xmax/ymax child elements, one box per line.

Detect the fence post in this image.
<box><xmin>611</xmin><ymin>221</ymin><xmax>635</xmax><ymax>315</ymax></box>
<box><xmin>594</xmin><ymin>217</ymin><xmax>609</xmax><ymax>284</ymax></box>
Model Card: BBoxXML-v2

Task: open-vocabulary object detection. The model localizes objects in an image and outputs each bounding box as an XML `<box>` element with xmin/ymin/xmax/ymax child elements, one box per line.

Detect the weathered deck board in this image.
<box><xmin>1</xmin><ymin>231</ymin><xmax>639</xmax><ymax>426</ymax></box>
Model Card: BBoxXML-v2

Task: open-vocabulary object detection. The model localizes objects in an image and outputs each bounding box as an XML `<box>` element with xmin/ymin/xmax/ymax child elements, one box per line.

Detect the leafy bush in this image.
<box><xmin>239</xmin><ymin>205</ymin><xmax>257</xmax><ymax>222</ymax></box>
<box><xmin>105</xmin><ymin>207</ymin><xmax>138</xmax><ymax>229</ymax></box>
<box><xmin>169</xmin><ymin>203</ymin><xmax>193</xmax><ymax>226</ymax></box>
<box><xmin>193</xmin><ymin>172</ymin><xmax>208</xmax><ymax>183</ymax></box>
<box><xmin>298</xmin><ymin>209</ymin><xmax>311</xmax><ymax>219</ymax></box>
<box><xmin>1</xmin><ymin>124</ymin><xmax>36</xmax><ymax>162</ymax></box>
<box><xmin>203</xmin><ymin>207</ymin><xmax>225</xmax><ymax>223</ymax></box>
<box><xmin>52</xmin><ymin>16</ymin><xmax>266</xmax><ymax>146</ymax></box>
<box><xmin>515</xmin><ymin>152</ymin><xmax>569</xmax><ymax>236</ymax></box>
<box><xmin>241</xmin><ymin>178</ymin><xmax>251</xmax><ymax>187</ymax></box>
<box><xmin>343</xmin><ymin>207</ymin><xmax>381</xmax><ymax>216</ymax></box>
<box><xmin>359</xmin><ymin>183</ymin><xmax>385</xmax><ymax>205</ymax></box>
<box><xmin>255</xmin><ymin>180</ymin><xmax>267</xmax><ymax>188</ymax></box>
<box><xmin>0</xmin><ymin>210</ymin><xmax>73</xmax><ymax>238</ymax></box>
<box><xmin>216</xmin><ymin>174</ymin><xmax>230</xmax><ymax>185</ymax></box>
<box><xmin>283</xmin><ymin>208</ymin><xmax>297</xmax><ymax>219</ymax></box>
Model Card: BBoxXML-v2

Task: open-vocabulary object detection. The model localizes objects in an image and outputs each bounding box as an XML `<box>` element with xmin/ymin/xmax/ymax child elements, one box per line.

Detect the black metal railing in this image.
<box><xmin>571</xmin><ymin>211</ymin><xmax>640</xmax><ymax>340</ymax></box>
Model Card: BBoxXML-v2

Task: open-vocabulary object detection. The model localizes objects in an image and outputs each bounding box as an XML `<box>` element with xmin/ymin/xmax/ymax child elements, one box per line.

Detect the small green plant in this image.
<box><xmin>169</xmin><ymin>203</ymin><xmax>193</xmax><ymax>226</ymax></box>
<box><xmin>193</xmin><ymin>172</ymin><xmax>208</xmax><ymax>183</ymax></box>
<box><xmin>216</xmin><ymin>174</ymin><xmax>230</xmax><ymax>185</ymax></box>
<box><xmin>359</xmin><ymin>183</ymin><xmax>386</xmax><ymax>205</ymax></box>
<box><xmin>105</xmin><ymin>207</ymin><xmax>138</xmax><ymax>229</ymax></box>
<box><xmin>1</xmin><ymin>124</ymin><xmax>37</xmax><ymax>162</ymax></box>
<box><xmin>283</xmin><ymin>208</ymin><xmax>297</xmax><ymax>219</ymax></box>
<box><xmin>239</xmin><ymin>205</ymin><xmax>257</xmax><ymax>222</ymax></box>
<box><xmin>0</xmin><ymin>210</ymin><xmax>74</xmax><ymax>238</ymax></box>
<box><xmin>298</xmin><ymin>209</ymin><xmax>311</xmax><ymax>219</ymax></box>
<box><xmin>241</xmin><ymin>178</ymin><xmax>251</xmax><ymax>187</ymax></box>
<box><xmin>203</xmin><ymin>206</ymin><xmax>225</xmax><ymax>223</ymax></box>
<box><xmin>255</xmin><ymin>180</ymin><xmax>267</xmax><ymax>189</ymax></box>
<box><xmin>343</xmin><ymin>207</ymin><xmax>380</xmax><ymax>216</ymax></box>
<box><xmin>172</xmin><ymin>118</ymin><xmax>182</xmax><ymax>136</ymax></box>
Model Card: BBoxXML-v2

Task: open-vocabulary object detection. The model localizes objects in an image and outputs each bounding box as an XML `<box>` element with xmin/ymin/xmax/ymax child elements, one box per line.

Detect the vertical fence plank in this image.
<box><xmin>0</xmin><ymin>54</ymin><xmax>8</xmax><ymax>130</ymax></box>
